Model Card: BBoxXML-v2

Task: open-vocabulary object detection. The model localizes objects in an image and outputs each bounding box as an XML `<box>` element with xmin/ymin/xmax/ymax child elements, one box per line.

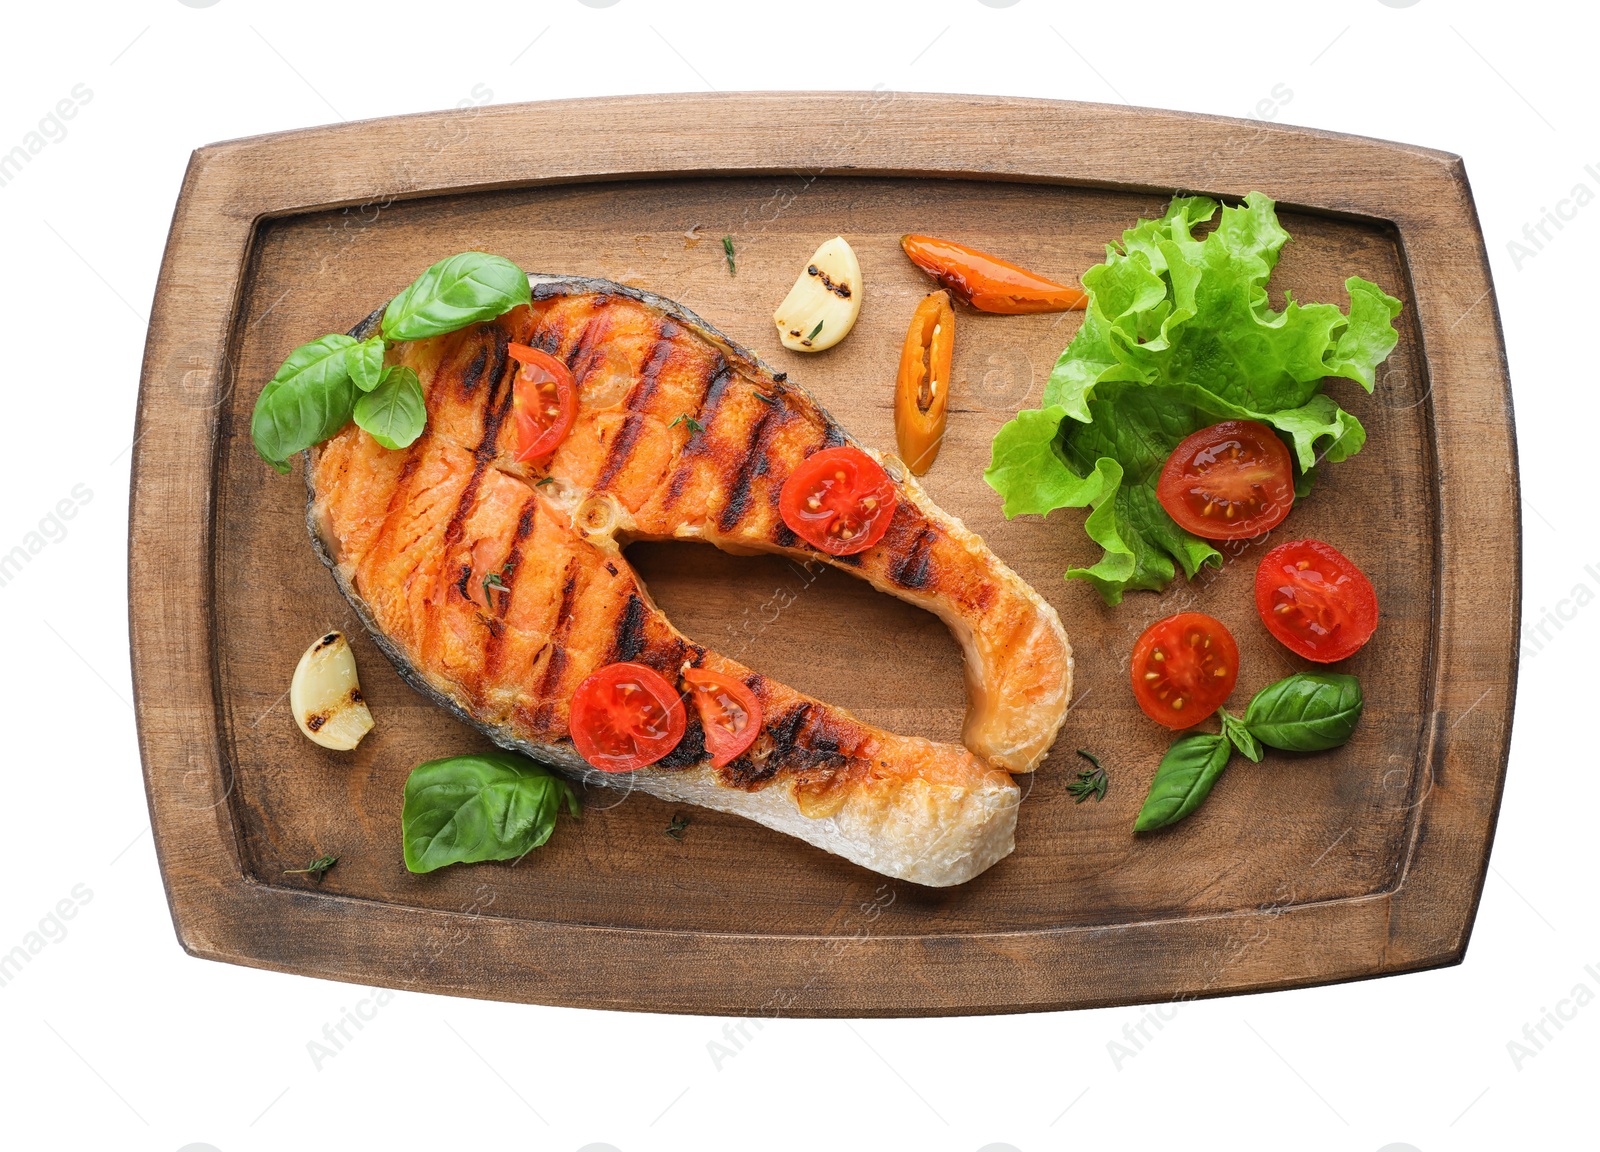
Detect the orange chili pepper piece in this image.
<box><xmin>900</xmin><ymin>234</ymin><xmax>1088</xmax><ymax>314</ymax></box>
<box><xmin>894</xmin><ymin>290</ymin><xmax>955</xmax><ymax>475</ymax></box>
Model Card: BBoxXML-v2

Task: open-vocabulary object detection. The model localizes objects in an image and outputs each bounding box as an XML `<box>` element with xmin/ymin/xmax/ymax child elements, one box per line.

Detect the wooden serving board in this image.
<box><xmin>131</xmin><ymin>93</ymin><xmax>1518</xmax><ymax>1016</ymax></box>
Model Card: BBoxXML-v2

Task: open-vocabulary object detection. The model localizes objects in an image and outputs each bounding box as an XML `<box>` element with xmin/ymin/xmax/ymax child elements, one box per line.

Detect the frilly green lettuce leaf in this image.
<box><xmin>986</xmin><ymin>192</ymin><xmax>1403</xmax><ymax>603</ymax></box>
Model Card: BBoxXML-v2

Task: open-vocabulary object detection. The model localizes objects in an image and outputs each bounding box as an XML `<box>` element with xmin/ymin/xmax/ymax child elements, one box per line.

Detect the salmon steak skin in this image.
<box><xmin>305</xmin><ymin>275</ymin><xmax>1072</xmax><ymax>886</ymax></box>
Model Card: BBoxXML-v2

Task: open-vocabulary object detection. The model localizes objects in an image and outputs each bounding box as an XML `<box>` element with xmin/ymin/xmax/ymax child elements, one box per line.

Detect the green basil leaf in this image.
<box><xmin>353</xmin><ymin>365</ymin><xmax>427</xmax><ymax>450</ymax></box>
<box><xmin>1243</xmin><ymin>672</ymin><xmax>1364</xmax><ymax>751</ymax></box>
<box><xmin>347</xmin><ymin>335</ymin><xmax>387</xmax><ymax>392</ymax></box>
<box><xmin>1218</xmin><ymin>708</ymin><xmax>1263</xmax><ymax>763</ymax></box>
<box><xmin>402</xmin><ymin>751</ymin><xmax>580</xmax><ymax>874</ymax></box>
<box><xmin>251</xmin><ymin>333</ymin><xmax>358</xmax><ymax>470</ymax></box>
<box><xmin>381</xmin><ymin>251</ymin><xmax>531</xmax><ymax>342</ymax></box>
<box><xmin>1134</xmin><ymin>733</ymin><xmax>1233</xmax><ymax>832</ymax></box>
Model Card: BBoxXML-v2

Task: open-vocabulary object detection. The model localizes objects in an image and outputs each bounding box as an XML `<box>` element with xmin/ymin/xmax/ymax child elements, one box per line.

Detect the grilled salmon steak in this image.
<box><xmin>307</xmin><ymin>276</ymin><xmax>1072</xmax><ymax>886</ymax></box>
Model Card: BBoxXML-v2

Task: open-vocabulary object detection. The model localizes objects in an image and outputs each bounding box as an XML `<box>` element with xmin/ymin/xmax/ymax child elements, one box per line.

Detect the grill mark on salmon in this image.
<box><xmin>695</xmin><ymin>355</ymin><xmax>733</xmax><ymax>431</ymax></box>
<box><xmin>593</xmin><ymin>326</ymin><xmax>677</xmax><ymax>493</ymax></box>
<box><xmin>592</xmin><ymin>328</ymin><xmax>678</xmax><ymax>496</ymax></box>
<box><xmin>662</xmin><ymin>353</ymin><xmax>730</xmax><ymax>508</ymax></box>
<box><xmin>888</xmin><ymin>522</ymin><xmax>938</xmax><ymax>590</ymax></box>
<box><xmin>453</xmin><ymin>325</ymin><xmax>511</xmax><ymax>403</ymax></box>
<box><xmin>547</xmin><ymin>565</ymin><xmax>581</xmax><ymax>649</ymax></box>
<box><xmin>453</xmin><ymin>563</ymin><xmax>475</xmax><ymax>605</ymax></box>
<box><xmin>717</xmin><ymin>403</ymin><xmax>780</xmax><ymax>533</ymax></box>
<box><xmin>608</xmin><ymin>592</ymin><xmax>649</xmax><ymax>664</ymax></box>
<box><xmin>527</xmin><ymin>322</ymin><xmax>562</xmax><ymax>357</ymax></box>
<box><xmin>654</xmin><ymin>711</ymin><xmax>707</xmax><ymax>771</ymax></box>
<box><xmin>718</xmin><ymin>699</ymin><xmax>853</xmax><ymax>790</ymax></box>
<box><xmin>628</xmin><ymin>321</ymin><xmax>678</xmax><ymax>411</ymax></box>
<box><xmin>562</xmin><ymin>312</ymin><xmax>608</xmax><ymax>375</ymax></box>
<box><xmin>479</xmin><ymin>495</ymin><xmax>537</xmax><ymax>680</ymax></box>
<box><xmin>526</xmin><ymin>561</ymin><xmax>581</xmax><ymax>729</ymax></box>
<box><xmin>440</xmin><ymin>345</ymin><xmax>516</xmax><ymax>551</ymax></box>
<box><xmin>595</xmin><ymin>413</ymin><xmax>646</xmax><ymax>493</ymax></box>
<box><xmin>460</xmin><ymin>342</ymin><xmax>490</xmax><ymax>395</ymax></box>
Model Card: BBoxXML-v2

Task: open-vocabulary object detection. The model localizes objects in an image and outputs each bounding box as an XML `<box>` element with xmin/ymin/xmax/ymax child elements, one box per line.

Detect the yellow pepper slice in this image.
<box><xmin>894</xmin><ymin>290</ymin><xmax>955</xmax><ymax>475</ymax></box>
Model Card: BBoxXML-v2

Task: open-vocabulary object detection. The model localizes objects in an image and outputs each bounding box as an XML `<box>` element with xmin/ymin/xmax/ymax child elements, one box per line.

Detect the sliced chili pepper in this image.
<box><xmin>900</xmin><ymin>234</ymin><xmax>1087</xmax><ymax>314</ymax></box>
<box><xmin>894</xmin><ymin>290</ymin><xmax>955</xmax><ymax>475</ymax></box>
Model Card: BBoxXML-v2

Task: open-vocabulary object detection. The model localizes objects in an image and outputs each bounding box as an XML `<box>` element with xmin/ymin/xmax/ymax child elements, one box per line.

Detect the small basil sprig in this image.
<box><xmin>1133</xmin><ymin>672</ymin><xmax>1365</xmax><ymax>832</ymax></box>
<box><xmin>402</xmin><ymin>751</ymin><xmax>580</xmax><ymax>874</ymax></box>
<box><xmin>251</xmin><ymin>252</ymin><xmax>531</xmax><ymax>471</ymax></box>
<box><xmin>1243</xmin><ymin>673</ymin><xmax>1363</xmax><ymax>751</ymax></box>
<box><xmin>1218</xmin><ymin>708</ymin><xmax>1262</xmax><ymax>763</ymax></box>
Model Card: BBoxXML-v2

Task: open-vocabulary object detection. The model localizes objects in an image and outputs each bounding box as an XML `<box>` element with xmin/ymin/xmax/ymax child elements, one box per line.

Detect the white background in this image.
<box><xmin>0</xmin><ymin>1</ymin><xmax>1590</xmax><ymax>1149</ymax></box>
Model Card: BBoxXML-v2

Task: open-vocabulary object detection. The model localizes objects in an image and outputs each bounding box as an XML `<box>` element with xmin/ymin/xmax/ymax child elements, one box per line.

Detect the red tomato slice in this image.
<box><xmin>682</xmin><ymin>667</ymin><xmax>763</xmax><ymax>768</ymax></box>
<box><xmin>569</xmin><ymin>661</ymin><xmax>686</xmax><ymax>772</ymax></box>
<box><xmin>1255</xmin><ymin>539</ymin><xmax>1378</xmax><ymax>662</ymax></box>
<box><xmin>509</xmin><ymin>343</ymin><xmax>577</xmax><ymax>461</ymax></box>
<box><xmin>1156</xmin><ymin>420</ymin><xmax>1295</xmax><ymax>540</ymax></box>
<box><xmin>1130</xmin><ymin>612</ymin><xmax>1240</xmax><ymax>729</ymax></box>
<box><xmin>778</xmin><ymin>446</ymin><xmax>897</xmax><ymax>556</ymax></box>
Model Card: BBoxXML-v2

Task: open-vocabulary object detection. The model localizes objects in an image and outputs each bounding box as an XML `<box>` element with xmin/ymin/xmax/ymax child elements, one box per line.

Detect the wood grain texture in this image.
<box><xmin>130</xmin><ymin>92</ymin><xmax>1519</xmax><ymax>1016</ymax></box>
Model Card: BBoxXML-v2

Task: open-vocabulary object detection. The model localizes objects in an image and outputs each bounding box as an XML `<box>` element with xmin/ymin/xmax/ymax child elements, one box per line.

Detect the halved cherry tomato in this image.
<box><xmin>682</xmin><ymin>666</ymin><xmax>763</xmax><ymax>768</ymax></box>
<box><xmin>900</xmin><ymin>234</ymin><xmax>1088</xmax><ymax>314</ymax></box>
<box><xmin>508</xmin><ymin>342</ymin><xmax>577</xmax><ymax>461</ymax></box>
<box><xmin>569</xmin><ymin>661</ymin><xmax>686</xmax><ymax>772</ymax></box>
<box><xmin>1130</xmin><ymin>612</ymin><xmax>1239</xmax><ymax>729</ymax></box>
<box><xmin>1156</xmin><ymin>420</ymin><xmax>1295</xmax><ymax>541</ymax></box>
<box><xmin>778</xmin><ymin>446</ymin><xmax>897</xmax><ymax>556</ymax></box>
<box><xmin>894</xmin><ymin>291</ymin><xmax>955</xmax><ymax>476</ymax></box>
<box><xmin>1255</xmin><ymin>539</ymin><xmax>1378</xmax><ymax>663</ymax></box>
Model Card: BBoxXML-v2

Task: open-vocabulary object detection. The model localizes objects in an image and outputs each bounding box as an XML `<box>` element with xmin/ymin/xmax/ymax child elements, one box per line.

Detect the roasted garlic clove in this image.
<box><xmin>290</xmin><ymin>631</ymin><xmax>375</xmax><ymax>751</ymax></box>
<box><xmin>773</xmin><ymin>236</ymin><xmax>862</xmax><ymax>352</ymax></box>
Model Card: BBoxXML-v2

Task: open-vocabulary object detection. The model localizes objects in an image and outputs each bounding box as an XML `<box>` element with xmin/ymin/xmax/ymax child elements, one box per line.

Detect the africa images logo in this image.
<box><xmin>0</xmin><ymin>85</ymin><xmax>92</xmax><ymax>191</ymax></box>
